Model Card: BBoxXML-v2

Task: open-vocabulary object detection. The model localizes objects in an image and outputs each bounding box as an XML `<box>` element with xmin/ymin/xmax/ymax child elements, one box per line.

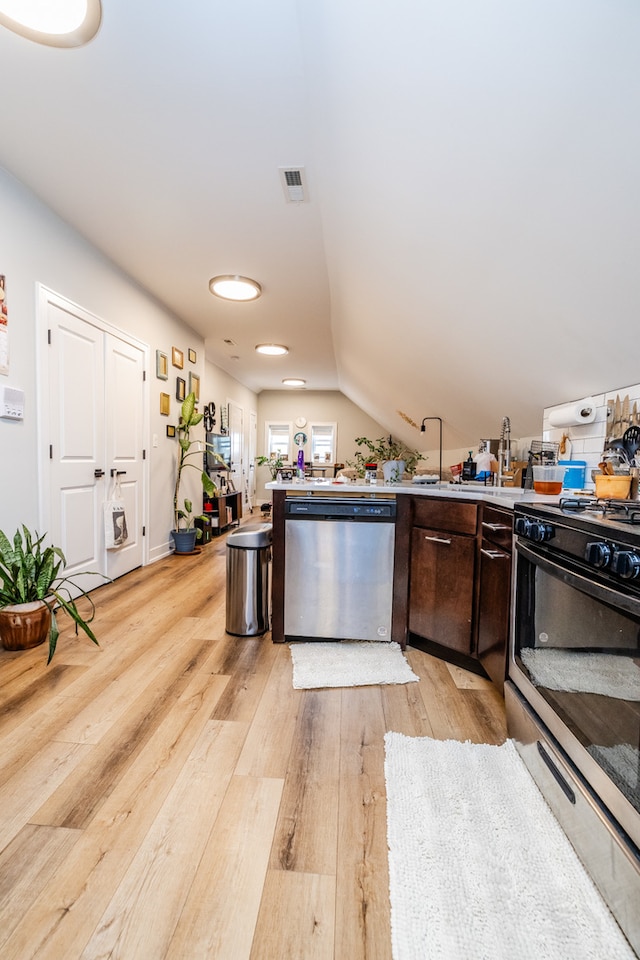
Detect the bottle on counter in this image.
<box><xmin>297</xmin><ymin>448</ymin><xmax>305</xmax><ymax>479</ymax></box>
<box><xmin>462</xmin><ymin>451</ymin><xmax>477</xmax><ymax>481</ymax></box>
<box><xmin>365</xmin><ymin>462</ymin><xmax>378</xmax><ymax>484</ymax></box>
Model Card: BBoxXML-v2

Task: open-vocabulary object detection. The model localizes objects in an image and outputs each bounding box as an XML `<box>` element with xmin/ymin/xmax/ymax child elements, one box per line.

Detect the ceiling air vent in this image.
<box><xmin>279</xmin><ymin>166</ymin><xmax>307</xmax><ymax>203</ymax></box>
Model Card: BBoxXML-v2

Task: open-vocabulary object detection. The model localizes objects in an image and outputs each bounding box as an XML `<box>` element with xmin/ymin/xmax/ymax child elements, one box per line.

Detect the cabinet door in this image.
<box><xmin>409</xmin><ymin>526</ymin><xmax>475</xmax><ymax>653</ymax></box>
<box><xmin>477</xmin><ymin>541</ymin><xmax>512</xmax><ymax>691</ymax></box>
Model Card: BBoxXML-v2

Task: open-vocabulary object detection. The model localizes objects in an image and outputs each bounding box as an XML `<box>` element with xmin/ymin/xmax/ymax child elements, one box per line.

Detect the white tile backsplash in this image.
<box><xmin>543</xmin><ymin>385</ymin><xmax>640</xmax><ymax>489</ymax></box>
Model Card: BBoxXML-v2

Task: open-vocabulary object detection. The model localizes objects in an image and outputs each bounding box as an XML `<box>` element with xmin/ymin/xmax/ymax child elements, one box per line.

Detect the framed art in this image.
<box><xmin>156</xmin><ymin>349</ymin><xmax>168</xmax><ymax>380</ymax></box>
<box><xmin>166</xmin><ymin>424</ymin><xmax>176</xmax><ymax>438</ymax></box>
<box><xmin>172</xmin><ymin>346</ymin><xmax>184</xmax><ymax>369</ymax></box>
<box><xmin>176</xmin><ymin>377</ymin><xmax>186</xmax><ymax>401</ymax></box>
<box><xmin>160</xmin><ymin>392</ymin><xmax>170</xmax><ymax>415</ymax></box>
<box><xmin>189</xmin><ymin>372</ymin><xmax>200</xmax><ymax>401</ymax></box>
<box><xmin>188</xmin><ymin>348</ymin><xmax>197</xmax><ymax>364</ymax></box>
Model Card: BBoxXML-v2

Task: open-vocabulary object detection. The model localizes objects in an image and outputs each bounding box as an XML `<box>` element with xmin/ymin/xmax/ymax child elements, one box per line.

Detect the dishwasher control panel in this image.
<box><xmin>284</xmin><ymin>497</ymin><xmax>396</xmax><ymax>520</ymax></box>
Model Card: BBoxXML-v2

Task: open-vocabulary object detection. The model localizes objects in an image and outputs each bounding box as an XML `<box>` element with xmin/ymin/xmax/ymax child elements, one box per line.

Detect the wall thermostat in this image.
<box><xmin>0</xmin><ymin>386</ymin><xmax>25</xmax><ymax>420</ymax></box>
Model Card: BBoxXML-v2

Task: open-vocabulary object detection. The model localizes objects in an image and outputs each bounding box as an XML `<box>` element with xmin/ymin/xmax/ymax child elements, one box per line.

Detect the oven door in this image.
<box><xmin>510</xmin><ymin>538</ymin><xmax>640</xmax><ymax>851</ymax></box>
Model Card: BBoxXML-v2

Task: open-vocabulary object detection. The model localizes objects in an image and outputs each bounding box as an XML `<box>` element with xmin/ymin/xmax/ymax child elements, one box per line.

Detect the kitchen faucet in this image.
<box><xmin>497</xmin><ymin>416</ymin><xmax>511</xmax><ymax>486</ymax></box>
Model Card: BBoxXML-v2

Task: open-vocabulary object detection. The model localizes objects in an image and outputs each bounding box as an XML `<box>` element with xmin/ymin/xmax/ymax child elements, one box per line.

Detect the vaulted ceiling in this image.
<box><xmin>1</xmin><ymin>0</ymin><xmax>638</xmax><ymax>450</ymax></box>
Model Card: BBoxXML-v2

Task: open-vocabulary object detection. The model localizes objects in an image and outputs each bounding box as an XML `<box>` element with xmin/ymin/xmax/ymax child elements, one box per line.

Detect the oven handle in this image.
<box><xmin>516</xmin><ymin>540</ymin><xmax>640</xmax><ymax>618</ymax></box>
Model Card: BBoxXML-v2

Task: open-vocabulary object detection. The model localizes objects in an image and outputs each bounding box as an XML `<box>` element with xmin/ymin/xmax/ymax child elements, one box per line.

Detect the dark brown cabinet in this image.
<box><xmin>408</xmin><ymin>499</ymin><xmax>478</xmax><ymax>655</ymax></box>
<box><xmin>476</xmin><ymin>505</ymin><xmax>513</xmax><ymax>690</ymax></box>
<box><xmin>202</xmin><ymin>490</ymin><xmax>242</xmax><ymax>535</ymax></box>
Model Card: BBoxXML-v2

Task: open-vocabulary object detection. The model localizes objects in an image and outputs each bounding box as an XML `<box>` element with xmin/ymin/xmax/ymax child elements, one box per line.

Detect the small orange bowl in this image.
<box><xmin>594</xmin><ymin>474</ymin><xmax>631</xmax><ymax>499</ymax></box>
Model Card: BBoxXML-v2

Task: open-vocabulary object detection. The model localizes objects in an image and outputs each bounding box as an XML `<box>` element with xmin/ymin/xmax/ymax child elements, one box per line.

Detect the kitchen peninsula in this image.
<box><xmin>268</xmin><ymin>480</ymin><xmax>556</xmax><ymax>687</ymax></box>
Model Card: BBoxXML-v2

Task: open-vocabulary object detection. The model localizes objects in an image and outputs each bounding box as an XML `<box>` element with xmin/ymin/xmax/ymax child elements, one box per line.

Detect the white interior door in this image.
<box><xmin>40</xmin><ymin>288</ymin><xmax>147</xmax><ymax>584</ymax></box>
<box><xmin>227</xmin><ymin>400</ymin><xmax>244</xmax><ymax>496</ymax></box>
<box><xmin>247</xmin><ymin>409</ymin><xmax>257</xmax><ymax>511</ymax></box>
<box><xmin>105</xmin><ymin>336</ymin><xmax>145</xmax><ymax>579</ymax></box>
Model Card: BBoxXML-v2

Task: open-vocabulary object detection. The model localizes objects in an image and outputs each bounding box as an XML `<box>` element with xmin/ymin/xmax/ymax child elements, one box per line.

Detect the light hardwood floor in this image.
<box><xmin>0</xmin><ymin>530</ymin><xmax>507</xmax><ymax>959</ymax></box>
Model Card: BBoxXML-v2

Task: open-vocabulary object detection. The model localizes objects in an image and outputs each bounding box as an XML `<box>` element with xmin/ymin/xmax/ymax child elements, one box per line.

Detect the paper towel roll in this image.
<box><xmin>548</xmin><ymin>397</ymin><xmax>596</xmax><ymax>428</ymax></box>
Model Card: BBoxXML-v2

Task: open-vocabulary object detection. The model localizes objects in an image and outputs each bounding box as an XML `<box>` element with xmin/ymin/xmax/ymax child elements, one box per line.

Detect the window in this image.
<box><xmin>309</xmin><ymin>422</ymin><xmax>337</xmax><ymax>463</ymax></box>
<box><xmin>264</xmin><ymin>422</ymin><xmax>292</xmax><ymax>461</ymax></box>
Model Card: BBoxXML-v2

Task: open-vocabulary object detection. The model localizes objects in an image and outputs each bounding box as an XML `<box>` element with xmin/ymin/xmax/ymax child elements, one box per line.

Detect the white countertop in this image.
<box><xmin>266</xmin><ymin>479</ymin><xmax>567</xmax><ymax>510</ymax></box>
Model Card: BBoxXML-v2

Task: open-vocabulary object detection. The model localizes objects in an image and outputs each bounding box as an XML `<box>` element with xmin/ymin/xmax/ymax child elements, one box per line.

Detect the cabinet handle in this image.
<box><xmin>481</xmin><ymin>547</ymin><xmax>509</xmax><ymax>560</ymax></box>
<box><xmin>481</xmin><ymin>522</ymin><xmax>511</xmax><ymax>532</ymax></box>
<box><xmin>424</xmin><ymin>535</ymin><xmax>451</xmax><ymax>544</ymax></box>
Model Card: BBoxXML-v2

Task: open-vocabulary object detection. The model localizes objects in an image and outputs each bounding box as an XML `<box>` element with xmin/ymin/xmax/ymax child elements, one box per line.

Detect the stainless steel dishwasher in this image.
<box><xmin>284</xmin><ymin>497</ymin><xmax>396</xmax><ymax>641</ymax></box>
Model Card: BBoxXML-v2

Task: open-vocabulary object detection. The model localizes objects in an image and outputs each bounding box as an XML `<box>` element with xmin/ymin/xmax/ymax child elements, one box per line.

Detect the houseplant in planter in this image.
<box><xmin>256</xmin><ymin>453</ymin><xmax>285</xmax><ymax>480</ymax></box>
<box><xmin>351</xmin><ymin>436</ymin><xmax>425</xmax><ymax>483</ymax></box>
<box><xmin>0</xmin><ymin>525</ymin><xmax>104</xmax><ymax>663</ymax></box>
<box><xmin>173</xmin><ymin>391</ymin><xmax>217</xmax><ymax>553</ymax></box>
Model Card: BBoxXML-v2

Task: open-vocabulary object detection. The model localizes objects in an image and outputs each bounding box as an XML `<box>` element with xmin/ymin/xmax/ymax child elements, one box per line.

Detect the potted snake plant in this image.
<box><xmin>0</xmin><ymin>525</ymin><xmax>105</xmax><ymax>663</ymax></box>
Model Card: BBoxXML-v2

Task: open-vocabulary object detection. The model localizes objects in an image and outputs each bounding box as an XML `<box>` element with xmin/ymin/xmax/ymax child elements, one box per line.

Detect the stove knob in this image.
<box><xmin>611</xmin><ymin>550</ymin><xmax>640</xmax><ymax>579</ymax></box>
<box><xmin>514</xmin><ymin>517</ymin><xmax>531</xmax><ymax>537</ymax></box>
<box><xmin>585</xmin><ymin>542</ymin><xmax>612</xmax><ymax>568</ymax></box>
<box><xmin>528</xmin><ymin>521</ymin><xmax>554</xmax><ymax>542</ymax></box>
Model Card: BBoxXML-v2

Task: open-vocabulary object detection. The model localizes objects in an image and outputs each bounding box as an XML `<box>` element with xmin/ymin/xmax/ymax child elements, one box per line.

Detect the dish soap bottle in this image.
<box><xmin>462</xmin><ymin>451</ymin><xmax>476</xmax><ymax>481</ymax></box>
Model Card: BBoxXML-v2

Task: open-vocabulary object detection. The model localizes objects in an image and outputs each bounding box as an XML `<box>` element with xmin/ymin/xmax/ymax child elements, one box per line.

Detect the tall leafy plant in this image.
<box><xmin>0</xmin><ymin>525</ymin><xmax>104</xmax><ymax>663</ymax></box>
<box><xmin>174</xmin><ymin>392</ymin><xmax>216</xmax><ymax>532</ymax></box>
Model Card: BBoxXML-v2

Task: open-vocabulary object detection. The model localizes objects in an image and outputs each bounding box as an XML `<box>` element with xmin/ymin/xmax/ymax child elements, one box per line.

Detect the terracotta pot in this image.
<box><xmin>0</xmin><ymin>600</ymin><xmax>51</xmax><ymax>651</ymax></box>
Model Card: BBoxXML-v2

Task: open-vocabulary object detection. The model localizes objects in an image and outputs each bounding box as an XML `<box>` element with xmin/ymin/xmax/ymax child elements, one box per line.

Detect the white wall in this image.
<box><xmin>0</xmin><ymin>167</ymin><xmax>234</xmax><ymax>558</ymax></box>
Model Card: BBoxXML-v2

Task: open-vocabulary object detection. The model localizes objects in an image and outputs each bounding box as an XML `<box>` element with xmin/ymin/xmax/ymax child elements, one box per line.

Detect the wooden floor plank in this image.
<box><xmin>269</xmin><ymin>689</ymin><xmax>342</xmax><ymax>876</ymax></box>
<box><xmin>165</xmin><ymin>775</ymin><xmax>284</xmax><ymax>960</ymax></box>
<box><xmin>335</xmin><ymin>687</ymin><xmax>392</xmax><ymax>960</ymax></box>
<box><xmin>250</xmin><ymin>870</ymin><xmax>336</xmax><ymax>960</ymax></box>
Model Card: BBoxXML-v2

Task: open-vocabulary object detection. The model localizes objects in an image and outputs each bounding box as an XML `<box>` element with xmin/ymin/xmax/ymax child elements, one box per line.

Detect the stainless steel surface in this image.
<box><xmin>506</xmin><ymin>683</ymin><xmax>640</xmax><ymax>958</ymax></box>
<box><xmin>225</xmin><ymin>523</ymin><xmax>272</xmax><ymax>636</ymax></box>
<box><xmin>284</xmin><ymin>497</ymin><xmax>395</xmax><ymax>640</ymax></box>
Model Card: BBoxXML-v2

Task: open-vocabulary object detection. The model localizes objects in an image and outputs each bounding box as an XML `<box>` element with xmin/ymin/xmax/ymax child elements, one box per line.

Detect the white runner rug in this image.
<box><xmin>521</xmin><ymin>648</ymin><xmax>640</xmax><ymax>700</ymax></box>
<box><xmin>289</xmin><ymin>641</ymin><xmax>419</xmax><ymax>689</ymax></box>
<box><xmin>384</xmin><ymin>733</ymin><xmax>635</xmax><ymax>960</ymax></box>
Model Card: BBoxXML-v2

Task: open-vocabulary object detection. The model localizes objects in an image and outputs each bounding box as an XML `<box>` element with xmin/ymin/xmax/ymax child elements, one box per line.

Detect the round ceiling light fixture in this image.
<box><xmin>0</xmin><ymin>0</ymin><xmax>102</xmax><ymax>47</ymax></box>
<box><xmin>209</xmin><ymin>275</ymin><xmax>262</xmax><ymax>302</ymax></box>
<box><xmin>282</xmin><ymin>378</ymin><xmax>306</xmax><ymax>387</ymax></box>
<box><xmin>255</xmin><ymin>343</ymin><xmax>289</xmax><ymax>356</ymax></box>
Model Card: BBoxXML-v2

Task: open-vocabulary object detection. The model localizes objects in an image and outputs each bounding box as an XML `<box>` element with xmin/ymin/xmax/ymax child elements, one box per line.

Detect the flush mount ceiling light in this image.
<box><xmin>255</xmin><ymin>344</ymin><xmax>288</xmax><ymax>356</ymax></box>
<box><xmin>282</xmin><ymin>378</ymin><xmax>306</xmax><ymax>387</ymax></box>
<box><xmin>209</xmin><ymin>275</ymin><xmax>262</xmax><ymax>302</ymax></box>
<box><xmin>0</xmin><ymin>0</ymin><xmax>102</xmax><ymax>47</ymax></box>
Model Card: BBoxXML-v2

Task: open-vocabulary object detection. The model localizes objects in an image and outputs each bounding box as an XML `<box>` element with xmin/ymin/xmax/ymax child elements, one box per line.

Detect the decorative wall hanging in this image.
<box><xmin>172</xmin><ymin>347</ymin><xmax>184</xmax><ymax>369</ymax></box>
<box><xmin>160</xmin><ymin>392</ymin><xmax>170</xmax><ymax>415</ymax></box>
<box><xmin>166</xmin><ymin>424</ymin><xmax>176</xmax><ymax>437</ymax></box>
<box><xmin>188</xmin><ymin>348</ymin><xmax>197</xmax><ymax>364</ymax></box>
<box><xmin>189</xmin><ymin>372</ymin><xmax>200</xmax><ymax>402</ymax></box>
<box><xmin>156</xmin><ymin>350</ymin><xmax>168</xmax><ymax>380</ymax></box>
<box><xmin>220</xmin><ymin>404</ymin><xmax>228</xmax><ymax>434</ymax></box>
<box><xmin>176</xmin><ymin>377</ymin><xmax>186</xmax><ymax>402</ymax></box>
<box><xmin>203</xmin><ymin>402</ymin><xmax>216</xmax><ymax>432</ymax></box>
<box><xmin>0</xmin><ymin>275</ymin><xmax>8</xmax><ymax>375</ymax></box>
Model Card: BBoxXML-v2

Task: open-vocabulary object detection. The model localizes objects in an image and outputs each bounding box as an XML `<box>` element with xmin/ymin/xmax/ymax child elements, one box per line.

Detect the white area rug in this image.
<box><xmin>289</xmin><ymin>641</ymin><xmax>419</xmax><ymax>689</ymax></box>
<box><xmin>384</xmin><ymin>733</ymin><xmax>635</xmax><ymax>960</ymax></box>
<box><xmin>521</xmin><ymin>648</ymin><xmax>640</xmax><ymax>700</ymax></box>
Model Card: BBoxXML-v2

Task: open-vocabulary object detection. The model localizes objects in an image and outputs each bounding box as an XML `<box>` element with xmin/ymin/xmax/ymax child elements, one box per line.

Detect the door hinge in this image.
<box><xmin>143</xmin><ymin>370</ymin><xmax>146</xmax><ymax>382</ymax></box>
<box><xmin>142</xmin><ymin>449</ymin><xmax>146</xmax><ymax>460</ymax></box>
<box><xmin>142</xmin><ymin>525</ymin><xmax>146</xmax><ymax>537</ymax></box>
<box><xmin>49</xmin><ymin>444</ymin><xmax>53</xmax><ymax>459</ymax></box>
<box><xmin>47</xmin><ymin>329</ymin><xmax>52</xmax><ymax>345</ymax></box>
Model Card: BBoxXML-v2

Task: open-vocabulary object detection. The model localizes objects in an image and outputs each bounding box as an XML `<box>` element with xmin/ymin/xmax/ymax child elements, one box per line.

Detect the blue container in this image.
<box><xmin>559</xmin><ymin>460</ymin><xmax>587</xmax><ymax>489</ymax></box>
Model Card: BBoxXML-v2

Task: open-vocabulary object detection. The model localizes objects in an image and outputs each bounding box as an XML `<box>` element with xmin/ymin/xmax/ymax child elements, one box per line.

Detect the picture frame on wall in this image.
<box><xmin>156</xmin><ymin>349</ymin><xmax>168</xmax><ymax>380</ymax></box>
<box><xmin>160</xmin><ymin>392</ymin><xmax>170</xmax><ymax>415</ymax></box>
<box><xmin>172</xmin><ymin>346</ymin><xmax>184</xmax><ymax>369</ymax></box>
<box><xmin>176</xmin><ymin>377</ymin><xmax>186</xmax><ymax>402</ymax></box>
<box><xmin>188</xmin><ymin>348</ymin><xmax>197</xmax><ymax>364</ymax></box>
<box><xmin>166</xmin><ymin>424</ymin><xmax>176</xmax><ymax>437</ymax></box>
<box><xmin>189</xmin><ymin>372</ymin><xmax>200</xmax><ymax>401</ymax></box>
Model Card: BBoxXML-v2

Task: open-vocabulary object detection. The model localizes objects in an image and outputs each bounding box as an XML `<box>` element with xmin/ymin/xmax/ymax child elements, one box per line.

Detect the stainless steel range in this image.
<box><xmin>507</xmin><ymin>497</ymin><xmax>640</xmax><ymax>956</ymax></box>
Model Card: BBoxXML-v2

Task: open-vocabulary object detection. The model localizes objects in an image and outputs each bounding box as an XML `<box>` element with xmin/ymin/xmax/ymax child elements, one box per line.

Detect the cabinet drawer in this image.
<box><xmin>412</xmin><ymin>497</ymin><xmax>477</xmax><ymax>536</ymax></box>
<box><xmin>480</xmin><ymin>505</ymin><xmax>513</xmax><ymax>551</ymax></box>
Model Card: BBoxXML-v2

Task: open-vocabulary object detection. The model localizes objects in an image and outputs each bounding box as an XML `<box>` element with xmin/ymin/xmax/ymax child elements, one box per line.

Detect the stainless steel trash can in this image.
<box><xmin>225</xmin><ymin>523</ymin><xmax>272</xmax><ymax>636</ymax></box>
